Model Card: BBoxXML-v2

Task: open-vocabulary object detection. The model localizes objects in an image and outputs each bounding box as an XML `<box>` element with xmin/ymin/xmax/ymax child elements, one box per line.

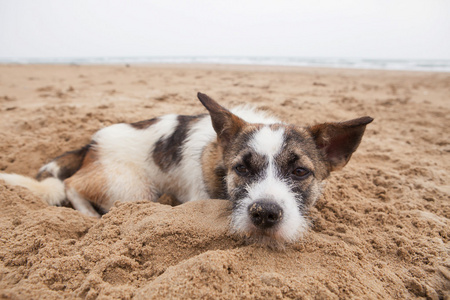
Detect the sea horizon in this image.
<box><xmin>1</xmin><ymin>56</ymin><xmax>449</xmax><ymax>73</ymax></box>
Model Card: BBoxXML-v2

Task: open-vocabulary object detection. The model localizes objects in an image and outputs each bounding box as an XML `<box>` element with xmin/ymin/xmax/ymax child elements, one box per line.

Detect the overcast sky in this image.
<box><xmin>1</xmin><ymin>0</ymin><xmax>449</xmax><ymax>60</ymax></box>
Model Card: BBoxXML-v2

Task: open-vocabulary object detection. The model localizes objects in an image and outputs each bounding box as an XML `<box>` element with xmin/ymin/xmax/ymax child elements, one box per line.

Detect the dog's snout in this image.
<box><xmin>248</xmin><ymin>201</ymin><xmax>283</xmax><ymax>229</ymax></box>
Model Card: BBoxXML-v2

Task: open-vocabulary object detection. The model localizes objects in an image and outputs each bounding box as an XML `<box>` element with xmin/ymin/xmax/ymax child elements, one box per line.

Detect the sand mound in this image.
<box><xmin>0</xmin><ymin>65</ymin><xmax>449</xmax><ymax>299</ymax></box>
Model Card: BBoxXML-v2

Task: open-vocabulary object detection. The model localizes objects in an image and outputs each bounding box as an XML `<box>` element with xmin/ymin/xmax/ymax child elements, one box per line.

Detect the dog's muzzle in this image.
<box><xmin>248</xmin><ymin>201</ymin><xmax>283</xmax><ymax>229</ymax></box>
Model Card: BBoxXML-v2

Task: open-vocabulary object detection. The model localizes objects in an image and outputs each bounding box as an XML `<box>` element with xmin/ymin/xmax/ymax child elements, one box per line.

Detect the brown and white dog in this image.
<box><xmin>0</xmin><ymin>93</ymin><xmax>373</xmax><ymax>244</ymax></box>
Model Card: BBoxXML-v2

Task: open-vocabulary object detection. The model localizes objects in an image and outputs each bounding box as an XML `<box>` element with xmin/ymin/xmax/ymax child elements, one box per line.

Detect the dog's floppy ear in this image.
<box><xmin>309</xmin><ymin>116</ymin><xmax>373</xmax><ymax>172</ymax></box>
<box><xmin>197</xmin><ymin>92</ymin><xmax>246</xmax><ymax>148</ymax></box>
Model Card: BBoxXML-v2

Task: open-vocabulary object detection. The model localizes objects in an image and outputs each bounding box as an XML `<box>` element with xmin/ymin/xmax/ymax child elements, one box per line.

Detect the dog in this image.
<box><xmin>0</xmin><ymin>93</ymin><xmax>373</xmax><ymax>244</ymax></box>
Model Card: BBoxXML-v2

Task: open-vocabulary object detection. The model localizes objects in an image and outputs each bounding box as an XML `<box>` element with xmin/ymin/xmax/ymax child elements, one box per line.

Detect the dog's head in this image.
<box><xmin>198</xmin><ymin>93</ymin><xmax>373</xmax><ymax>245</ymax></box>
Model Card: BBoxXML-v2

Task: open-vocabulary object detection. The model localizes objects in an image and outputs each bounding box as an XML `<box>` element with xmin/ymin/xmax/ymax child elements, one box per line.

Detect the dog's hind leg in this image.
<box><xmin>63</xmin><ymin>161</ymin><xmax>111</xmax><ymax>217</ymax></box>
<box><xmin>66</xmin><ymin>187</ymin><xmax>100</xmax><ymax>218</ymax></box>
<box><xmin>64</xmin><ymin>158</ymin><xmax>155</xmax><ymax>216</ymax></box>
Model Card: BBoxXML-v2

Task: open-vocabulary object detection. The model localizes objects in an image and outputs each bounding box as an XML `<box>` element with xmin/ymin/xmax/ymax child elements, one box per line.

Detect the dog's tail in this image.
<box><xmin>0</xmin><ymin>173</ymin><xmax>66</xmax><ymax>206</ymax></box>
<box><xmin>0</xmin><ymin>144</ymin><xmax>92</xmax><ymax>206</ymax></box>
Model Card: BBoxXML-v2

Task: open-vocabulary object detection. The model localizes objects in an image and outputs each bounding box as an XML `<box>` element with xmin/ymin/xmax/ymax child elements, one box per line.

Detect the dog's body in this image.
<box><xmin>0</xmin><ymin>93</ymin><xmax>373</xmax><ymax>244</ymax></box>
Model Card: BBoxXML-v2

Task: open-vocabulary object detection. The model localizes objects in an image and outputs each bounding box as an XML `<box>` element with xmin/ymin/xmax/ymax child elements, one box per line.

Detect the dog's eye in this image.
<box><xmin>235</xmin><ymin>164</ymin><xmax>249</xmax><ymax>176</ymax></box>
<box><xmin>292</xmin><ymin>167</ymin><xmax>310</xmax><ymax>180</ymax></box>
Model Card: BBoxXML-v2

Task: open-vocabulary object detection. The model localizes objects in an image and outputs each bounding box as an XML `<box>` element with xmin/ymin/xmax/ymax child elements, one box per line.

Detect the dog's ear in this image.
<box><xmin>309</xmin><ymin>116</ymin><xmax>373</xmax><ymax>172</ymax></box>
<box><xmin>197</xmin><ymin>92</ymin><xmax>246</xmax><ymax>148</ymax></box>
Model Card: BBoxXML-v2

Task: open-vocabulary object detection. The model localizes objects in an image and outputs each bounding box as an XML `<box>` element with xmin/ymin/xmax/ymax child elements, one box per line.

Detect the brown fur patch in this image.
<box><xmin>64</xmin><ymin>145</ymin><xmax>108</xmax><ymax>207</ymax></box>
<box><xmin>130</xmin><ymin>117</ymin><xmax>159</xmax><ymax>129</ymax></box>
<box><xmin>274</xmin><ymin>125</ymin><xmax>329</xmax><ymax>207</ymax></box>
<box><xmin>281</xmin><ymin>125</ymin><xmax>330</xmax><ymax>180</ymax></box>
<box><xmin>201</xmin><ymin>141</ymin><xmax>227</xmax><ymax>199</ymax></box>
<box><xmin>198</xmin><ymin>93</ymin><xmax>247</xmax><ymax>149</ymax></box>
<box><xmin>219</xmin><ymin>124</ymin><xmax>265</xmax><ymax>201</ymax></box>
<box><xmin>309</xmin><ymin>116</ymin><xmax>373</xmax><ymax>171</ymax></box>
<box><xmin>36</xmin><ymin>143</ymin><xmax>93</xmax><ymax>181</ymax></box>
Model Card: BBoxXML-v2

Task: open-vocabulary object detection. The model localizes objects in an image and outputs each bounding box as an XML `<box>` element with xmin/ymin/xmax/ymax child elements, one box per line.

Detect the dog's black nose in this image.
<box><xmin>248</xmin><ymin>201</ymin><xmax>283</xmax><ymax>229</ymax></box>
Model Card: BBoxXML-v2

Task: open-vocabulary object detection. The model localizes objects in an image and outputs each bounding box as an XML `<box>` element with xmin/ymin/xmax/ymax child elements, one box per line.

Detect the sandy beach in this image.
<box><xmin>0</xmin><ymin>64</ymin><xmax>449</xmax><ymax>299</ymax></box>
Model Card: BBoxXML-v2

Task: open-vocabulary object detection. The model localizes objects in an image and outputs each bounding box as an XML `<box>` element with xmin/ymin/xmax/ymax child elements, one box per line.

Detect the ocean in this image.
<box><xmin>1</xmin><ymin>56</ymin><xmax>449</xmax><ymax>72</ymax></box>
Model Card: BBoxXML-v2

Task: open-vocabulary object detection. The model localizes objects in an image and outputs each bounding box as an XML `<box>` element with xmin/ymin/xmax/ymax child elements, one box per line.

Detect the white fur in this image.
<box><xmin>250</xmin><ymin>126</ymin><xmax>285</xmax><ymax>157</ymax></box>
<box><xmin>231</xmin><ymin>105</ymin><xmax>280</xmax><ymax>125</ymax></box>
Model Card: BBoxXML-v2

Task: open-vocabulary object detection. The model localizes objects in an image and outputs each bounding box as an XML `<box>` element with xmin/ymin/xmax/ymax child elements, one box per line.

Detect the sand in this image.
<box><xmin>0</xmin><ymin>64</ymin><xmax>449</xmax><ymax>299</ymax></box>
